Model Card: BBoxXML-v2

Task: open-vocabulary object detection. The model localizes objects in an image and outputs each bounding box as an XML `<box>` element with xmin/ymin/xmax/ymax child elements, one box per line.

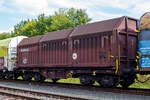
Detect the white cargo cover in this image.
<box><xmin>8</xmin><ymin>36</ymin><xmax>28</xmax><ymax>71</ymax></box>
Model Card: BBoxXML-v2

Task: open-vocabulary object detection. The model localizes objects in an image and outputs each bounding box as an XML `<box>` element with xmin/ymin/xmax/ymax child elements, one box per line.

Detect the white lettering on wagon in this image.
<box><xmin>20</xmin><ymin>49</ymin><xmax>29</xmax><ymax>52</ymax></box>
<box><xmin>23</xmin><ymin>58</ymin><xmax>28</xmax><ymax>64</ymax></box>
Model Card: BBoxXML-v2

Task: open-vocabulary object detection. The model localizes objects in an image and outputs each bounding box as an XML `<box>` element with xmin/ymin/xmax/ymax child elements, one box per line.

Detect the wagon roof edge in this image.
<box><xmin>69</xmin><ymin>16</ymin><xmax>135</xmax><ymax>37</ymax></box>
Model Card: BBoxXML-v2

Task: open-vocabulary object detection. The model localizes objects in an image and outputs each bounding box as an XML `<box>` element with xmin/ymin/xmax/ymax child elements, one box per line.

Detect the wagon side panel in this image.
<box><xmin>39</xmin><ymin>40</ymin><xmax>69</xmax><ymax>67</ymax></box>
<box><xmin>71</xmin><ymin>33</ymin><xmax>113</xmax><ymax>67</ymax></box>
<box><xmin>17</xmin><ymin>44</ymin><xmax>39</xmax><ymax>67</ymax></box>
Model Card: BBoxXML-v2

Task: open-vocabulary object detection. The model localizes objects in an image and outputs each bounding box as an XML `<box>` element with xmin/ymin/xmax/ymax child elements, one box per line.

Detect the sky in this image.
<box><xmin>0</xmin><ymin>0</ymin><xmax>150</xmax><ymax>33</ymax></box>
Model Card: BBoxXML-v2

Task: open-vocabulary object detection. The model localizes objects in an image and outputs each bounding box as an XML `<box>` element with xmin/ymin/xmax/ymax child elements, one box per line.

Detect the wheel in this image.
<box><xmin>0</xmin><ymin>71</ymin><xmax>3</xmax><ymax>79</ymax></box>
<box><xmin>34</xmin><ymin>74</ymin><xmax>41</xmax><ymax>82</ymax></box>
<box><xmin>0</xmin><ymin>72</ymin><xmax>5</xmax><ymax>79</ymax></box>
<box><xmin>34</xmin><ymin>74</ymin><xmax>45</xmax><ymax>82</ymax></box>
<box><xmin>14</xmin><ymin>74</ymin><xmax>19</xmax><ymax>80</ymax></box>
<box><xmin>120</xmin><ymin>78</ymin><xmax>135</xmax><ymax>88</ymax></box>
<box><xmin>120</xmin><ymin>75</ymin><xmax>136</xmax><ymax>88</ymax></box>
<box><xmin>1</xmin><ymin>73</ymin><xmax>5</xmax><ymax>79</ymax></box>
<box><xmin>79</xmin><ymin>75</ymin><xmax>94</xmax><ymax>85</ymax></box>
<box><xmin>120</xmin><ymin>82</ymin><xmax>131</xmax><ymax>88</ymax></box>
<box><xmin>98</xmin><ymin>76</ymin><xmax>117</xmax><ymax>88</ymax></box>
<box><xmin>6</xmin><ymin>72</ymin><xmax>13</xmax><ymax>79</ymax></box>
<box><xmin>22</xmin><ymin>74</ymin><xmax>32</xmax><ymax>81</ymax></box>
<box><xmin>89</xmin><ymin>80</ymin><xmax>95</xmax><ymax>85</ymax></box>
<box><xmin>52</xmin><ymin>79</ymin><xmax>59</xmax><ymax>83</ymax></box>
<box><xmin>40</xmin><ymin>76</ymin><xmax>46</xmax><ymax>82</ymax></box>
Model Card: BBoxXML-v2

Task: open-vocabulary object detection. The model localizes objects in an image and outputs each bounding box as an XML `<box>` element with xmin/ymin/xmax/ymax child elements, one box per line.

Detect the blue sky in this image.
<box><xmin>0</xmin><ymin>0</ymin><xmax>150</xmax><ymax>33</ymax></box>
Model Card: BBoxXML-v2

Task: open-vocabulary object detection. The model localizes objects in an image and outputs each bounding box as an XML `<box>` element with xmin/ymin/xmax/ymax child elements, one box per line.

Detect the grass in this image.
<box><xmin>45</xmin><ymin>78</ymin><xmax>81</xmax><ymax>84</ymax></box>
<box><xmin>129</xmin><ymin>74</ymin><xmax>150</xmax><ymax>89</ymax></box>
<box><xmin>17</xmin><ymin>75</ymin><xmax>150</xmax><ymax>89</ymax></box>
<box><xmin>45</xmin><ymin>78</ymin><xmax>100</xmax><ymax>85</ymax></box>
<box><xmin>130</xmin><ymin>82</ymin><xmax>150</xmax><ymax>88</ymax></box>
<box><xmin>44</xmin><ymin>77</ymin><xmax>150</xmax><ymax>89</ymax></box>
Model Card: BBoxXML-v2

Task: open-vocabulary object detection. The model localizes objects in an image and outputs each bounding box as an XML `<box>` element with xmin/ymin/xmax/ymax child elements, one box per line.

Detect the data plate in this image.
<box><xmin>140</xmin><ymin>57</ymin><xmax>150</xmax><ymax>68</ymax></box>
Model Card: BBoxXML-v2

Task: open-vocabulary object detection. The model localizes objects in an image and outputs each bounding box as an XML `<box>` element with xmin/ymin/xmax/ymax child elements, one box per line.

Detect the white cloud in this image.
<box><xmin>131</xmin><ymin>1</ymin><xmax>150</xmax><ymax>13</ymax></box>
<box><xmin>1</xmin><ymin>0</ymin><xmax>150</xmax><ymax>33</ymax></box>
<box><xmin>48</xmin><ymin>0</ymin><xmax>88</xmax><ymax>9</ymax></box>
<box><xmin>0</xmin><ymin>27</ymin><xmax>14</xmax><ymax>33</ymax></box>
<box><xmin>7</xmin><ymin>0</ymin><xmax>53</xmax><ymax>15</ymax></box>
<box><xmin>46</xmin><ymin>0</ymin><xmax>129</xmax><ymax>21</ymax></box>
<box><xmin>0</xmin><ymin>0</ymin><xmax>150</xmax><ymax>22</ymax></box>
<box><xmin>0</xmin><ymin>0</ymin><xmax>11</xmax><ymax>12</ymax></box>
<box><xmin>88</xmin><ymin>10</ymin><xmax>124</xmax><ymax>22</ymax></box>
<box><xmin>88</xmin><ymin>0</ymin><xmax>130</xmax><ymax>10</ymax></box>
<box><xmin>0</xmin><ymin>29</ymin><xmax>10</xmax><ymax>33</ymax></box>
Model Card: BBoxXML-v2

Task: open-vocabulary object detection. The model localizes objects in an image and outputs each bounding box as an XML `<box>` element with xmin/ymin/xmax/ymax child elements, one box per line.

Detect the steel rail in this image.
<box><xmin>0</xmin><ymin>84</ymin><xmax>89</xmax><ymax>100</ymax></box>
<box><xmin>0</xmin><ymin>79</ymin><xmax>150</xmax><ymax>99</ymax></box>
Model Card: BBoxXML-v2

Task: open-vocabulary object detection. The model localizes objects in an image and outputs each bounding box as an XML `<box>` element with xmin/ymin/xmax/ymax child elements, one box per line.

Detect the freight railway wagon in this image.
<box><xmin>16</xmin><ymin>16</ymin><xmax>138</xmax><ymax>88</ymax></box>
<box><xmin>0</xmin><ymin>36</ymin><xmax>27</xmax><ymax>76</ymax></box>
<box><xmin>137</xmin><ymin>12</ymin><xmax>150</xmax><ymax>74</ymax></box>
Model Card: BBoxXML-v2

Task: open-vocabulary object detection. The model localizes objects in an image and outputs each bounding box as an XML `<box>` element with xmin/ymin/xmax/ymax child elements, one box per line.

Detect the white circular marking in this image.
<box><xmin>23</xmin><ymin>58</ymin><xmax>27</xmax><ymax>64</ymax></box>
<box><xmin>72</xmin><ymin>53</ymin><xmax>77</xmax><ymax>60</ymax></box>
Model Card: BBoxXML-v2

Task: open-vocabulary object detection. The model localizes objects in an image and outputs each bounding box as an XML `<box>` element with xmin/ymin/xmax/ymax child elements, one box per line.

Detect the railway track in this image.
<box><xmin>0</xmin><ymin>82</ymin><xmax>89</xmax><ymax>100</ymax></box>
<box><xmin>0</xmin><ymin>79</ymin><xmax>149</xmax><ymax>100</ymax></box>
<box><xmin>5</xmin><ymin>79</ymin><xmax>150</xmax><ymax>96</ymax></box>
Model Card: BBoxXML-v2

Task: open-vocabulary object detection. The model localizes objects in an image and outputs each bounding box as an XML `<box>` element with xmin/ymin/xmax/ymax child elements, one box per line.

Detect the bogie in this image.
<box><xmin>120</xmin><ymin>75</ymin><xmax>136</xmax><ymax>88</ymax></box>
<box><xmin>34</xmin><ymin>73</ymin><xmax>46</xmax><ymax>82</ymax></box>
<box><xmin>97</xmin><ymin>75</ymin><xmax>118</xmax><ymax>88</ymax></box>
<box><xmin>22</xmin><ymin>73</ymin><xmax>32</xmax><ymax>81</ymax></box>
<box><xmin>79</xmin><ymin>75</ymin><xmax>95</xmax><ymax>85</ymax></box>
<box><xmin>52</xmin><ymin>79</ymin><xmax>59</xmax><ymax>83</ymax></box>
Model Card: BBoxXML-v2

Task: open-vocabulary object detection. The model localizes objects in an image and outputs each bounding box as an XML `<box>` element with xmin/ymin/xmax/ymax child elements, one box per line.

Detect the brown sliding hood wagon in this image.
<box><xmin>17</xmin><ymin>16</ymin><xmax>138</xmax><ymax>88</ymax></box>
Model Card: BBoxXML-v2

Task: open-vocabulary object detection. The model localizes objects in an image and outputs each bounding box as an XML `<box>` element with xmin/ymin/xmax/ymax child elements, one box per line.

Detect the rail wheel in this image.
<box><xmin>120</xmin><ymin>78</ymin><xmax>135</xmax><ymax>88</ymax></box>
<box><xmin>14</xmin><ymin>73</ymin><xmax>20</xmax><ymax>80</ymax></box>
<box><xmin>22</xmin><ymin>74</ymin><xmax>32</xmax><ymax>81</ymax></box>
<box><xmin>120</xmin><ymin>74</ymin><xmax>136</xmax><ymax>88</ymax></box>
<box><xmin>90</xmin><ymin>80</ymin><xmax>95</xmax><ymax>85</ymax></box>
<box><xmin>6</xmin><ymin>72</ymin><xmax>14</xmax><ymax>79</ymax></box>
<box><xmin>34</xmin><ymin>73</ymin><xmax>41</xmax><ymax>82</ymax></box>
<box><xmin>0</xmin><ymin>72</ymin><xmax>5</xmax><ymax>79</ymax></box>
<box><xmin>120</xmin><ymin>82</ymin><xmax>131</xmax><ymax>88</ymax></box>
<box><xmin>34</xmin><ymin>74</ymin><xmax>45</xmax><ymax>82</ymax></box>
<box><xmin>40</xmin><ymin>76</ymin><xmax>46</xmax><ymax>82</ymax></box>
<box><xmin>52</xmin><ymin>79</ymin><xmax>59</xmax><ymax>83</ymax></box>
<box><xmin>98</xmin><ymin>76</ymin><xmax>117</xmax><ymax>88</ymax></box>
<box><xmin>79</xmin><ymin>75</ymin><xmax>94</xmax><ymax>85</ymax></box>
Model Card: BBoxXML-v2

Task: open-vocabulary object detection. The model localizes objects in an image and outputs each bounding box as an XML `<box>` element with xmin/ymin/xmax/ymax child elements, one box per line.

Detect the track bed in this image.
<box><xmin>0</xmin><ymin>79</ymin><xmax>149</xmax><ymax>100</ymax></box>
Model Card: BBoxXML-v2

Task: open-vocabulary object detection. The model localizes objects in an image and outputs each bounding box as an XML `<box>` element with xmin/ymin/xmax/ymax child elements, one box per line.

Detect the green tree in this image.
<box><xmin>50</xmin><ymin>12</ymin><xmax>73</xmax><ymax>31</ymax></box>
<box><xmin>13</xmin><ymin>14</ymin><xmax>53</xmax><ymax>37</ymax></box>
<box><xmin>0</xmin><ymin>32</ymin><xmax>11</xmax><ymax>40</ymax></box>
<box><xmin>14</xmin><ymin>20</ymin><xmax>28</xmax><ymax>36</ymax></box>
<box><xmin>50</xmin><ymin>8</ymin><xmax>91</xmax><ymax>31</ymax></box>
<box><xmin>67</xmin><ymin>8</ymin><xmax>91</xmax><ymax>26</ymax></box>
<box><xmin>12</xmin><ymin>8</ymin><xmax>91</xmax><ymax>37</ymax></box>
<box><xmin>35</xmin><ymin>14</ymin><xmax>52</xmax><ymax>35</ymax></box>
<box><xmin>21</xmin><ymin>19</ymin><xmax>37</xmax><ymax>37</ymax></box>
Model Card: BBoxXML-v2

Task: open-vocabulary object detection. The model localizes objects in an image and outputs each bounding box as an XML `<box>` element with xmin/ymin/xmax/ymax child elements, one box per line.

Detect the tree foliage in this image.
<box><xmin>67</xmin><ymin>8</ymin><xmax>91</xmax><ymax>26</ymax></box>
<box><xmin>12</xmin><ymin>8</ymin><xmax>91</xmax><ymax>37</ymax></box>
<box><xmin>13</xmin><ymin>20</ymin><xmax>28</xmax><ymax>36</ymax></box>
<box><xmin>0</xmin><ymin>32</ymin><xmax>11</xmax><ymax>40</ymax></box>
